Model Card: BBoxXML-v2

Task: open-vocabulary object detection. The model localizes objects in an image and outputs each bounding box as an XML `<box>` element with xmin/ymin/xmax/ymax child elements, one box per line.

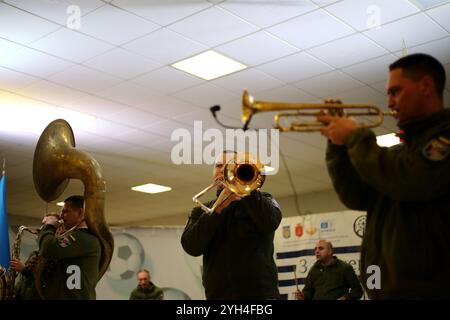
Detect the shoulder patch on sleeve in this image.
<box><xmin>57</xmin><ymin>236</ymin><xmax>72</xmax><ymax>248</ymax></box>
<box><xmin>422</xmin><ymin>136</ymin><xmax>450</xmax><ymax>161</ymax></box>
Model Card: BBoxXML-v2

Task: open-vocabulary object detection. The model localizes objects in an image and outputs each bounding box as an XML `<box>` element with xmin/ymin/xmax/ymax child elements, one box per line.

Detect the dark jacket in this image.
<box><xmin>129</xmin><ymin>282</ymin><xmax>164</xmax><ymax>300</ymax></box>
<box><xmin>15</xmin><ymin>251</ymin><xmax>41</xmax><ymax>300</ymax></box>
<box><xmin>326</xmin><ymin>109</ymin><xmax>450</xmax><ymax>299</ymax></box>
<box><xmin>181</xmin><ymin>190</ymin><xmax>282</xmax><ymax>300</ymax></box>
<box><xmin>302</xmin><ymin>257</ymin><xmax>363</xmax><ymax>300</ymax></box>
<box><xmin>38</xmin><ymin>224</ymin><xmax>101</xmax><ymax>300</ymax></box>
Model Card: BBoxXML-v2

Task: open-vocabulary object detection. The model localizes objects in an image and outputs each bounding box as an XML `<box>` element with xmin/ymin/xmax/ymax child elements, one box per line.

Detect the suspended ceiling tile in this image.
<box><xmin>136</xmin><ymin>95</ymin><xmax>202</xmax><ymax>118</ymax></box>
<box><xmin>123</xmin><ymin>28</ymin><xmax>207</xmax><ymax>64</ymax></box>
<box><xmin>0</xmin><ymin>2</ymin><xmax>60</xmax><ymax>45</ymax></box>
<box><xmin>0</xmin><ymin>38</ymin><xmax>74</xmax><ymax>78</ymax></box>
<box><xmin>307</xmin><ymin>33</ymin><xmax>389</xmax><ymax>69</ymax></box>
<box><xmin>0</xmin><ymin>67</ymin><xmax>39</xmax><ymax>92</ymax></box>
<box><xmin>364</xmin><ymin>12</ymin><xmax>448</xmax><ymax>52</ymax></box>
<box><xmin>267</xmin><ymin>9</ymin><xmax>355</xmax><ymax>50</ymax></box>
<box><xmin>427</xmin><ymin>2</ymin><xmax>450</xmax><ymax>32</ymax></box>
<box><xmin>293</xmin><ymin>70</ymin><xmax>365</xmax><ymax>97</ymax></box>
<box><xmin>257</xmin><ymin>52</ymin><xmax>333</xmax><ymax>83</ymax></box>
<box><xmin>216</xmin><ymin>31</ymin><xmax>299</xmax><ymax>66</ymax></box>
<box><xmin>104</xmin><ymin>107</ymin><xmax>167</xmax><ymax>130</ymax></box>
<box><xmin>83</xmin><ymin>48</ymin><xmax>162</xmax><ymax>80</ymax></box>
<box><xmin>326</xmin><ymin>0</ymin><xmax>419</xmax><ymax>31</ymax></box>
<box><xmin>18</xmin><ymin>80</ymin><xmax>88</xmax><ymax>108</ymax></box>
<box><xmin>342</xmin><ymin>54</ymin><xmax>398</xmax><ymax>85</ymax></box>
<box><xmin>112</xmin><ymin>0</ymin><xmax>212</xmax><ymax>26</ymax></box>
<box><xmin>173</xmin><ymin>82</ymin><xmax>240</xmax><ymax>109</ymax></box>
<box><xmin>218</xmin><ymin>0</ymin><xmax>318</xmax><ymax>28</ymax></box>
<box><xmin>48</xmin><ymin>65</ymin><xmax>122</xmax><ymax>94</ymax></box>
<box><xmin>64</xmin><ymin>95</ymin><xmax>130</xmax><ymax>118</ymax></box>
<box><xmin>80</xmin><ymin>5</ymin><xmax>160</xmax><ymax>45</ymax></box>
<box><xmin>4</xmin><ymin>0</ymin><xmax>105</xmax><ymax>25</ymax></box>
<box><xmin>132</xmin><ymin>66</ymin><xmax>204</xmax><ymax>94</ymax></box>
<box><xmin>97</xmin><ymin>82</ymin><xmax>160</xmax><ymax>107</ymax></box>
<box><xmin>30</xmin><ymin>28</ymin><xmax>114</xmax><ymax>63</ymax></box>
<box><xmin>211</xmin><ymin>68</ymin><xmax>284</xmax><ymax>94</ymax></box>
<box><xmin>168</xmin><ymin>6</ymin><xmax>258</xmax><ymax>47</ymax></box>
<box><xmin>398</xmin><ymin>36</ymin><xmax>450</xmax><ymax>65</ymax></box>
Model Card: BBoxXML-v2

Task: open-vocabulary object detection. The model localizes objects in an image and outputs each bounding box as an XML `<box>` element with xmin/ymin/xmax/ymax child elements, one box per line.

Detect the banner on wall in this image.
<box><xmin>274</xmin><ymin>210</ymin><xmax>366</xmax><ymax>300</ymax></box>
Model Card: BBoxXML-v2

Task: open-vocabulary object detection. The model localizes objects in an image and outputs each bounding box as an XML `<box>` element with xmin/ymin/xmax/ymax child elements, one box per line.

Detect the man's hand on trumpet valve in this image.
<box><xmin>317</xmin><ymin>99</ymin><xmax>360</xmax><ymax>146</ymax></box>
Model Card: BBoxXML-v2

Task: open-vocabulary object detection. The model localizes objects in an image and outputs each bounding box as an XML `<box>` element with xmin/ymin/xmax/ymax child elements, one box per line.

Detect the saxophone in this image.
<box><xmin>0</xmin><ymin>226</ymin><xmax>38</xmax><ymax>300</ymax></box>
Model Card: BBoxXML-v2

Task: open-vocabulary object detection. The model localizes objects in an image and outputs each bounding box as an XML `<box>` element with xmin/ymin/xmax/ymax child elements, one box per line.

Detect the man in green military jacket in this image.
<box><xmin>129</xmin><ymin>269</ymin><xmax>164</xmax><ymax>300</ymax></box>
<box><xmin>297</xmin><ymin>240</ymin><xmax>363</xmax><ymax>300</ymax></box>
<box><xmin>317</xmin><ymin>53</ymin><xmax>450</xmax><ymax>299</ymax></box>
<box><xmin>38</xmin><ymin>195</ymin><xmax>101</xmax><ymax>300</ymax></box>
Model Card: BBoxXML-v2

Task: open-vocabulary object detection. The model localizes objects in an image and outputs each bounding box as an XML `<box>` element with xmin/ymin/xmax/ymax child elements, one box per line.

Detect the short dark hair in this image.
<box><xmin>389</xmin><ymin>53</ymin><xmax>446</xmax><ymax>98</ymax></box>
<box><xmin>137</xmin><ymin>269</ymin><xmax>150</xmax><ymax>276</ymax></box>
<box><xmin>64</xmin><ymin>195</ymin><xmax>84</xmax><ymax>209</ymax></box>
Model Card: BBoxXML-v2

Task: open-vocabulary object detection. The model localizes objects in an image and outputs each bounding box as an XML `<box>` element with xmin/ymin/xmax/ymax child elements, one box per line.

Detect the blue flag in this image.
<box><xmin>0</xmin><ymin>174</ymin><xmax>10</xmax><ymax>269</ymax></box>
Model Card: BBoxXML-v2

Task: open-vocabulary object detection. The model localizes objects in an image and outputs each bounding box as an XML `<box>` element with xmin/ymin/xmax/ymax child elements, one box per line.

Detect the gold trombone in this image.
<box><xmin>242</xmin><ymin>90</ymin><xmax>396</xmax><ymax>132</ymax></box>
<box><xmin>192</xmin><ymin>153</ymin><xmax>265</xmax><ymax>214</ymax></box>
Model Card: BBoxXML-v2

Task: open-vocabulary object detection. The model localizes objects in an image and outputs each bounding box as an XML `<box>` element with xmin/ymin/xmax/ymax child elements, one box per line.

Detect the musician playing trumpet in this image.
<box><xmin>182</xmin><ymin>151</ymin><xmax>282</xmax><ymax>300</ymax></box>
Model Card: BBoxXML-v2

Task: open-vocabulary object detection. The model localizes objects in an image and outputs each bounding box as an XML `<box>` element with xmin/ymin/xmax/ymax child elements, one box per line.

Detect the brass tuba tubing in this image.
<box><xmin>33</xmin><ymin>119</ymin><xmax>113</xmax><ymax>298</ymax></box>
<box><xmin>242</xmin><ymin>90</ymin><xmax>396</xmax><ymax>132</ymax></box>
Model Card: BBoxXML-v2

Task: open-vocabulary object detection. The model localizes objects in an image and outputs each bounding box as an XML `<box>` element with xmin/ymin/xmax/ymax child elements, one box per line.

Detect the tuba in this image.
<box><xmin>32</xmin><ymin>119</ymin><xmax>113</xmax><ymax>297</ymax></box>
<box><xmin>192</xmin><ymin>153</ymin><xmax>265</xmax><ymax>214</ymax></box>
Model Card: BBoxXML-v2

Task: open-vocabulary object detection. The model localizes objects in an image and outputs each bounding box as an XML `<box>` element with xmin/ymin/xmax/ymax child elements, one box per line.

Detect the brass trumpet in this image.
<box><xmin>242</xmin><ymin>90</ymin><xmax>396</xmax><ymax>132</ymax></box>
<box><xmin>192</xmin><ymin>153</ymin><xmax>265</xmax><ymax>214</ymax></box>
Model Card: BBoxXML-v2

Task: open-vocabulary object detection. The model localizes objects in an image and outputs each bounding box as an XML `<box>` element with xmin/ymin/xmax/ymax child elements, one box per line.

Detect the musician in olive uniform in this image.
<box><xmin>317</xmin><ymin>53</ymin><xmax>450</xmax><ymax>299</ymax></box>
<box><xmin>129</xmin><ymin>269</ymin><xmax>164</xmax><ymax>300</ymax></box>
<box><xmin>38</xmin><ymin>195</ymin><xmax>101</xmax><ymax>300</ymax></box>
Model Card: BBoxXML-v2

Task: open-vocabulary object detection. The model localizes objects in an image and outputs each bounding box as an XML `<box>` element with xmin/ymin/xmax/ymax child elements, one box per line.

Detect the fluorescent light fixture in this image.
<box><xmin>376</xmin><ymin>133</ymin><xmax>400</xmax><ymax>147</ymax></box>
<box><xmin>56</xmin><ymin>202</ymin><xmax>65</xmax><ymax>207</ymax></box>
<box><xmin>262</xmin><ymin>166</ymin><xmax>275</xmax><ymax>174</ymax></box>
<box><xmin>171</xmin><ymin>50</ymin><xmax>247</xmax><ymax>80</ymax></box>
<box><xmin>132</xmin><ymin>183</ymin><xmax>172</xmax><ymax>194</ymax></box>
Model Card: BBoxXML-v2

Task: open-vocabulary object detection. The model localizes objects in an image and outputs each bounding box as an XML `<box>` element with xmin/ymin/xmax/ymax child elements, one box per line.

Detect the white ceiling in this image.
<box><xmin>1</xmin><ymin>0</ymin><xmax>449</xmax><ymax>225</ymax></box>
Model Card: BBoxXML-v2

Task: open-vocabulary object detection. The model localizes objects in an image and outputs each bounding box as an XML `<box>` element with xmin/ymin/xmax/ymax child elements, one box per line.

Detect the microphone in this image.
<box><xmin>210</xmin><ymin>105</ymin><xmax>221</xmax><ymax>118</ymax></box>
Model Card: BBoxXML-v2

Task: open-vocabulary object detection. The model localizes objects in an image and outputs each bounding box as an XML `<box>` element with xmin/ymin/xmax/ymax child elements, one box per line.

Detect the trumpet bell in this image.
<box><xmin>224</xmin><ymin>153</ymin><xmax>265</xmax><ymax>196</ymax></box>
<box><xmin>192</xmin><ymin>153</ymin><xmax>265</xmax><ymax>214</ymax></box>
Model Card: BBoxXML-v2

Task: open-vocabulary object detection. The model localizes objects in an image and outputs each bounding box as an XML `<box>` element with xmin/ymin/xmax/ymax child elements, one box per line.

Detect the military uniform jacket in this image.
<box><xmin>181</xmin><ymin>190</ymin><xmax>282</xmax><ymax>300</ymax></box>
<box><xmin>302</xmin><ymin>257</ymin><xmax>363</xmax><ymax>300</ymax></box>
<box><xmin>38</xmin><ymin>224</ymin><xmax>101</xmax><ymax>300</ymax></box>
<box><xmin>129</xmin><ymin>283</ymin><xmax>164</xmax><ymax>300</ymax></box>
<box><xmin>326</xmin><ymin>109</ymin><xmax>450</xmax><ymax>299</ymax></box>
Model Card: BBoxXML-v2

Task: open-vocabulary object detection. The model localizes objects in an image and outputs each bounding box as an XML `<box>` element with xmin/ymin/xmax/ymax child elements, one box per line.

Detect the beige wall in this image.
<box><xmin>9</xmin><ymin>188</ymin><xmax>349</xmax><ymax>227</ymax></box>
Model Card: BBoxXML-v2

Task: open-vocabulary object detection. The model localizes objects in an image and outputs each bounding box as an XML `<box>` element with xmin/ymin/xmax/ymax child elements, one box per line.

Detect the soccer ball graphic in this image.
<box><xmin>106</xmin><ymin>232</ymin><xmax>145</xmax><ymax>280</ymax></box>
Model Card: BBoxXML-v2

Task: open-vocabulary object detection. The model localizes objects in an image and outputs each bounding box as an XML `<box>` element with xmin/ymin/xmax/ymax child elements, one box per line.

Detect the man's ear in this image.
<box><xmin>421</xmin><ymin>75</ymin><xmax>434</xmax><ymax>95</ymax></box>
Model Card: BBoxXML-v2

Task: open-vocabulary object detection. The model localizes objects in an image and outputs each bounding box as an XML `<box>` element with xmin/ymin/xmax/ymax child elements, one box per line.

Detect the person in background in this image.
<box><xmin>129</xmin><ymin>269</ymin><xmax>164</xmax><ymax>300</ymax></box>
<box><xmin>296</xmin><ymin>240</ymin><xmax>363</xmax><ymax>300</ymax></box>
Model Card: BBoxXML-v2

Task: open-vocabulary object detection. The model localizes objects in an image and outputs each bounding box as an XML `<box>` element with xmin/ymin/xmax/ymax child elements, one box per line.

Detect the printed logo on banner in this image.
<box><xmin>295</xmin><ymin>223</ymin><xmax>303</xmax><ymax>237</ymax></box>
<box><xmin>319</xmin><ymin>220</ymin><xmax>335</xmax><ymax>232</ymax></box>
<box><xmin>282</xmin><ymin>225</ymin><xmax>291</xmax><ymax>239</ymax></box>
<box><xmin>305</xmin><ymin>225</ymin><xmax>317</xmax><ymax>236</ymax></box>
<box><xmin>353</xmin><ymin>215</ymin><xmax>366</xmax><ymax>238</ymax></box>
